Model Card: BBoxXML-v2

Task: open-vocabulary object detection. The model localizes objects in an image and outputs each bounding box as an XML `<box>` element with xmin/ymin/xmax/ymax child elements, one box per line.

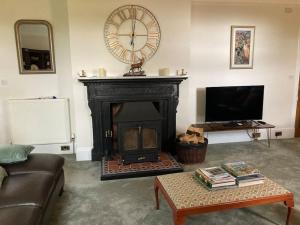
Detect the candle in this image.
<box><xmin>98</xmin><ymin>68</ymin><xmax>107</xmax><ymax>77</ymax></box>
<box><xmin>159</xmin><ymin>68</ymin><xmax>170</xmax><ymax>76</ymax></box>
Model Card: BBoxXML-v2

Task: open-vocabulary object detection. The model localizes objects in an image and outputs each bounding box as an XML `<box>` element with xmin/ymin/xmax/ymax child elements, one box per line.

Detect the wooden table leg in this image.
<box><xmin>267</xmin><ymin>128</ymin><xmax>271</xmax><ymax>148</ymax></box>
<box><xmin>284</xmin><ymin>197</ymin><xmax>294</xmax><ymax>225</ymax></box>
<box><xmin>154</xmin><ymin>178</ymin><xmax>160</xmax><ymax>210</ymax></box>
<box><xmin>286</xmin><ymin>207</ymin><xmax>293</xmax><ymax>225</ymax></box>
<box><xmin>173</xmin><ymin>212</ymin><xmax>185</xmax><ymax>225</ymax></box>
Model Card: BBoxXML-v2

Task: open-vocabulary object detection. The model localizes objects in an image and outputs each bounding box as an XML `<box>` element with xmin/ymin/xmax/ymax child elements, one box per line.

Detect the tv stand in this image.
<box><xmin>192</xmin><ymin>121</ymin><xmax>275</xmax><ymax>147</ymax></box>
<box><xmin>222</xmin><ymin>121</ymin><xmax>245</xmax><ymax>127</ymax></box>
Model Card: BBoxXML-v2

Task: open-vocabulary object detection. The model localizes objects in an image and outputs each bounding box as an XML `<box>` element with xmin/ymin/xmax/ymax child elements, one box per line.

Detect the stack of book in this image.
<box><xmin>194</xmin><ymin>166</ymin><xmax>236</xmax><ymax>190</ymax></box>
<box><xmin>222</xmin><ymin>161</ymin><xmax>265</xmax><ymax>187</ymax></box>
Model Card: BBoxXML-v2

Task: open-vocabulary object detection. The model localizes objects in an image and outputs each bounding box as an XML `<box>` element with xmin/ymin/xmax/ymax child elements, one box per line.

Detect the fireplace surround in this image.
<box><xmin>79</xmin><ymin>76</ymin><xmax>187</xmax><ymax>162</ymax></box>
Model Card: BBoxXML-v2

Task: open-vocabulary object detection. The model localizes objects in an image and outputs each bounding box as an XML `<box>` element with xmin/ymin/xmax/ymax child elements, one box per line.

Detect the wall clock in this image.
<box><xmin>104</xmin><ymin>5</ymin><xmax>161</xmax><ymax>64</ymax></box>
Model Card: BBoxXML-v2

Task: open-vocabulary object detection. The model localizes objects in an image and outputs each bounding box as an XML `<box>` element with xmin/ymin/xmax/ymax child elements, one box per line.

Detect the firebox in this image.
<box><xmin>114</xmin><ymin>102</ymin><xmax>162</xmax><ymax>164</ymax></box>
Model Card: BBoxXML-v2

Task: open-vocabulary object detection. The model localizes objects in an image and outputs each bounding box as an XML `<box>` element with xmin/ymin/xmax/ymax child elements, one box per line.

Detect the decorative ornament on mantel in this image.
<box><xmin>123</xmin><ymin>57</ymin><xmax>145</xmax><ymax>76</ymax></box>
<box><xmin>176</xmin><ymin>69</ymin><xmax>188</xmax><ymax>76</ymax></box>
<box><xmin>79</xmin><ymin>70</ymin><xmax>86</xmax><ymax>77</ymax></box>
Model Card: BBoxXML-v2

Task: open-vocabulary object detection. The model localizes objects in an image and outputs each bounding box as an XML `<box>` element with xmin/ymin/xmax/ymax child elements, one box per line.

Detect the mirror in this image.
<box><xmin>15</xmin><ymin>20</ymin><xmax>56</xmax><ymax>74</ymax></box>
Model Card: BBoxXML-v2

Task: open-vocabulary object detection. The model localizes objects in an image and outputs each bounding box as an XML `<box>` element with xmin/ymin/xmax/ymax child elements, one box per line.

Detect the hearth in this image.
<box><xmin>114</xmin><ymin>102</ymin><xmax>162</xmax><ymax>164</ymax></box>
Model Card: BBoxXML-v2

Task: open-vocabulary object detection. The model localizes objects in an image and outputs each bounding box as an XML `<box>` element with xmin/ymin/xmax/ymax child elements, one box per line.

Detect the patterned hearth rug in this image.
<box><xmin>101</xmin><ymin>153</ymin><xmax>183</xmax><ymax>180</ymax></box>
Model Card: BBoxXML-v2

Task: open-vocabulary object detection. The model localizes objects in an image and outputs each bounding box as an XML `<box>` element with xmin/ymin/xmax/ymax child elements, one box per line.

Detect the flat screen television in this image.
<box><xmin>205</xmin><ymin>85</ymin><xmax>264</xmax><ymax>122</ymax></box>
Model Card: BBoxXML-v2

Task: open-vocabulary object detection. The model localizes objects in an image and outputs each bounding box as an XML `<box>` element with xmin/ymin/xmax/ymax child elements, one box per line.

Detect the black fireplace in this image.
<box><xmin>78</xmin><ymin>76</ymin><xmax>187</xmax><ymax>161</ymax></box>
<box><xmin>114</xmin><ymin>102</ymin><xmax>162</xmax><ymax>164</ymax></box>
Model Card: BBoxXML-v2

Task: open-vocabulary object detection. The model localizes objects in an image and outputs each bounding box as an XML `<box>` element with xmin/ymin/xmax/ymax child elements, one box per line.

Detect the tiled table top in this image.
<box><xmin>157</xmin><ymin>172</ymin><xmax>291</xmax><ymax>210</ymax></box>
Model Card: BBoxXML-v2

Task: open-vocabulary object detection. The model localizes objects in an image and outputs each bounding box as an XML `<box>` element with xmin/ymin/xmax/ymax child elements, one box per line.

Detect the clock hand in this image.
<box><xmin>130</xmin><ymin>7</ymin><xmax>137</xmax><ymax>46</ymax></box>
<box><xmin>131</xmin><ymin>14</ymin><xmax>138</xmax><ymax>46</ymax></box>
<box><xmin>130</xmin><ymin>16</ymin><xmax>134</xmax><ymax>46</ymax></box>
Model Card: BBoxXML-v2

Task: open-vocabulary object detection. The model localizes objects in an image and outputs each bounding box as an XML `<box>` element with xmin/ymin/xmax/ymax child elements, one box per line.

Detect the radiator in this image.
<box><xmin>8</xmin><ymin>98</ymin><xmax>71</xmax><ymax>145</ymax></box>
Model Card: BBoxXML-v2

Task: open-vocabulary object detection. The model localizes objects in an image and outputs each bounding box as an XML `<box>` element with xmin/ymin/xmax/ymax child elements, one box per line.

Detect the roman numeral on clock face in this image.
<box><xmin>106</xmin><ymin>33</ymin><xmax>117</xmax><ymax>39</ymax></box>
<box><xmin>120</xmin><ymin>49</ymin><xmax>129</xmax><ymax>60</ymax></box>
<box><xmin>139</xmin><ymin>10</ymin><xmax>146</xmax><ymax>21</ymax></box>
<box><xmin>109</xmin><ymin>41</ymin><xmax>121</xmax><ymax>49</ymax></box>
<box><xmin>148</xmin><ymin>32</ymin><xmax>160</xmax><ymax>39</ymax></box>
<box><xmin>146</xmin><ymin>21</ymin><xmax>156</xmax><ymax>29</ymax></box>
<box><xmin>107</xmin><ymin>19</ymin><xmax>120</xmax><ymax>29</ymax></box>
<box><xmin>117</xmin><ymin>10</ymin><xmax>128</xmax><ymax>22</ymax></box>
<box><xmin>145</xmin><ymin>43</ymin><xmax>156</xmax><ymax>52</ymax></box>
<box><xmin>139</xmin><ymin>49</ymin><xmax>147</xmax><ymax>59</ymax></box>
<box><xmin>129</xmin><ymin>7</ymin><xmax>137</xmax><ymax>19</ymax></box>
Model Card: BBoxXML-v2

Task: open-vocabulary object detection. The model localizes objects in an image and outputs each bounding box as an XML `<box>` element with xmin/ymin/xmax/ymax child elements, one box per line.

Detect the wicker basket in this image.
<box><xmin>176</xmin><ymin>138</ymin><xmax>208</xmax><ymax>164</ymax></box>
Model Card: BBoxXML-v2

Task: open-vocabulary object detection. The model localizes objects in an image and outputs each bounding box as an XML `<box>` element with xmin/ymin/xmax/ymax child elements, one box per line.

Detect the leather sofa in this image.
<box><xmin>0</xmin><ymin>154</ymin><xmax>65</xmax><ymax>225</ymax></box>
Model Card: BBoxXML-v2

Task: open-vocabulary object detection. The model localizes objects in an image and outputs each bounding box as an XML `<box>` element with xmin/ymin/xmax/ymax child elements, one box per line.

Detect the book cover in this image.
<box><xmin>222</xmin><ymin>161</ymin><xmax>260</xmax><ymax>177</ymax></box>
<box><xmin>193</xmin><ymin>175</ymin><xmax>237</xmax><ymax>191</ymax></box>
<box><xmin>238</xmin><ymin>179</ymin><xmax>264</xmax><ymax>187</ymax></box>
<box><xmin>237</xmin><ymin>174</ymin><xmax>265</xmax><ymax>182</ymax></box>
<box><xmin>195</xmin><ymin>169</ymin><xmax>235</xmax><ymax>184</ymax></box>
<box><xmin>198</xmin><ymin>166</ymin><xmax>235</xmax><ymax>179</ymax></box>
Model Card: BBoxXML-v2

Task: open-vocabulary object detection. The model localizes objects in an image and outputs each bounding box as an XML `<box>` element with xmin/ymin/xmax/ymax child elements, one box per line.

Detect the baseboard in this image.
<box><xmin>32</xmin><ymin>143</ymin><xmax>74</xmax><ymax>154</ymax></box>
<box><xmin>270</xmin><ymin>127</ymin><xmax>295</xmax><ymax>139</ymax></box>
<box><xmin>72</xmin><ymin>128</ymin><xmax>295</xmax><ymax>159</ymax></box>
<box><xmin>206</xmin><ymin>127</ymin><xmax>295</xmax><ymax>144</ymax></box>
<box><xmin>75</xmin><ymin>146</ymin><xmax>92</xmax><ymax>161</ymax></box>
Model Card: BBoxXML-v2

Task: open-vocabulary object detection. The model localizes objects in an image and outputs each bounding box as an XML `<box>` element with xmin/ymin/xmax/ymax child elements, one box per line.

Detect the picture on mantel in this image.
<box><xmin>230</xmin><ymin>26</ymin><xmax>255</xmax><ymax>69</ymax></box>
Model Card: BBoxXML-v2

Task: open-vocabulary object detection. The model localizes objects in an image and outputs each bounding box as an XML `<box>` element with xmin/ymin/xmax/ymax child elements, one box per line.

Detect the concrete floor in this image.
<box><xmin>50</xmin><ymin>139</ymin><xmax>300</xmax><ymax>225</ymax></box>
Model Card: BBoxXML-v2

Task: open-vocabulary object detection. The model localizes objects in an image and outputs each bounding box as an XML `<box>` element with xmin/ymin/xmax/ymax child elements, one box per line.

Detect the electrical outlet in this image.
<box><xmin>252</xmin><ymin>132</ymin><xmax>261</xmax><ymax>139</ymax></box>
<box><xmin>0</xmin><ymin>79</ymin><xmax>8</xmax><ymax>86</ymax></box>
<box><xmin>275</xmin><ymin>131</ymin><xmax>282</xmax><ymax>137</ymax></box>
<box><xmin>61</xmin><ymin>145</ymin><xmax>70</xmax><ymax>151</ymax></box>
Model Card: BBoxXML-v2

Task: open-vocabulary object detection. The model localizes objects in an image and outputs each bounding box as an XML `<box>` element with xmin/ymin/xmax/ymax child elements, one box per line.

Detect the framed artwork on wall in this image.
<box><xmin>230</xmin><ymin>26</ymin><xmax>255</xmax><ymax>69</ymax></box>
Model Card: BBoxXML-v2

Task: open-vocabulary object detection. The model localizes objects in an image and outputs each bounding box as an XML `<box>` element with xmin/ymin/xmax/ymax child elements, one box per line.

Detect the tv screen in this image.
<box><xmin>205</xmin><ymin>85</ymin><xmax>264</xmax><ymax>122</ymax></box>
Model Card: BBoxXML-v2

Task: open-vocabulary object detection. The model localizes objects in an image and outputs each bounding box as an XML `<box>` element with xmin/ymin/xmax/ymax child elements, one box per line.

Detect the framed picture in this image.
<box><xmin>230</xmin><ymin>26</ymin><xmax>255</xmax><ymax>69</ymax></box>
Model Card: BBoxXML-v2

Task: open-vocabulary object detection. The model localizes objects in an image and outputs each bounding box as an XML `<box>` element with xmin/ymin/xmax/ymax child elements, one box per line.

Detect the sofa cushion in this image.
<box><xmin>0</xmin><ymin>166</ymin><xmax>8</xmax><ymax>187</ymax></box>
<box><xmin>4</xmin><ymin>154</ymin><xmax>64</xmax><ymax>179</ymax></box>
<box><xmin>0</xmin><ymin>173</ymin><xmax>54</xmax><ymax>208</ymax></box>
<box><xmin>0</xmin><ymin>206</ymin><xmax>41</xmax><ymax>225</ymax></box>
<box><xmin>0</xmin><ymin>144</ymin><xmax>34</xmax><ymax>164</ymax></box>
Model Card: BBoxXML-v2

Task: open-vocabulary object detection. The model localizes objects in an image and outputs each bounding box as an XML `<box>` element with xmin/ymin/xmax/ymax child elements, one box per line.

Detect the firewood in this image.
<box><xmin>186</xmin><ymin>126</ymin><xmax>204</xmax><ymax>137</ymax></box>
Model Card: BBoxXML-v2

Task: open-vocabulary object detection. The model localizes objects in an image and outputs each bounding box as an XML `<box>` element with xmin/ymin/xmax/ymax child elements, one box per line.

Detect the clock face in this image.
<box><xmin>104</xmin><ymin>5</ymin><xmax>161</xmax><ymax>64</ymax></box>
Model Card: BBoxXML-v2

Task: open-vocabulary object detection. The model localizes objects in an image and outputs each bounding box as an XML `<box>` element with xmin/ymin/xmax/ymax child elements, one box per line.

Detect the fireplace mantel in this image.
<box><xmin>79</xmin><ymin>76</ymin><xmax>188</xmax><ymax>161</ymax></box>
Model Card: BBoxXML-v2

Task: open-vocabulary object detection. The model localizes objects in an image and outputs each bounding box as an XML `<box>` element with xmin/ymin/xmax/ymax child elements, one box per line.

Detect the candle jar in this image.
<box><xmin>159</xmin><ymin>68</ymin><xmax>170</xmax><ymax>76</ymax></box>
<box><xmin>98</xmin><ymin>68</ymin><xmax>107</xmax><ymax>77</ymax></box>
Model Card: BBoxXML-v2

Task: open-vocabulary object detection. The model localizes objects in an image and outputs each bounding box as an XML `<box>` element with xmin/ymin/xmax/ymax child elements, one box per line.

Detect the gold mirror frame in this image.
<box><xmin>14</xmin><ymin>19</ymin><xmax>56</xmax><ymax>74</ymax></box>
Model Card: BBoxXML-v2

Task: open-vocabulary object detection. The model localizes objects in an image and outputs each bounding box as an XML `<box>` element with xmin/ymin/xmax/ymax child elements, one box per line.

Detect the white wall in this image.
<box><xmin>67</xmin><ymin>0</ymin><xmax>191</xmax><ymax>159</ymax></box>
<box><xmin>1</xmin><ymin>0</ymin><xmax>300</xmax><ymax>159</ymax></box>
<box><xmin>190</xmin><ymin>2</ymin><xmax>300</xmax><ymax>143</ymax></box>
<box><xmin>0</xmin><ymin>0</ymin><xmax>73</xmax><ymax>144</ymax></box>
<box><xmin>0</xmin><ymin>0</ymin><xmax>57</xmax><ymax>143</ymax></box>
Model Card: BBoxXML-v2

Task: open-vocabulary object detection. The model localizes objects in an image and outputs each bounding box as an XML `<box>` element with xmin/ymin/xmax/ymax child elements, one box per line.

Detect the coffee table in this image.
<box><xmin>154</xmin><ymin>172</ymin><xmax>294</xmax><ymax>225</ymax></box>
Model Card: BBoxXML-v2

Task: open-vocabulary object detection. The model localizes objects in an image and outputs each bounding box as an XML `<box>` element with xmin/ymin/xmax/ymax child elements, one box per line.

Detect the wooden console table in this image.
<box><xmin>192</xmin><ymin>121</ymin><xmax>275</xmax><ymax>147</ymax></box>
<box><xmin>154</xmin><ymin>172</ymin><xmax>294</xmax><ymax>225</ymax></box>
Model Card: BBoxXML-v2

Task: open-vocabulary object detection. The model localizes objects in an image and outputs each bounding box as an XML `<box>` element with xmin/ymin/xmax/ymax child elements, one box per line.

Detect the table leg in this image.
<box><xmin>173</xmin><ymin>213</ymin><xmax>185</xmax><ymax>225</ymax></box>
<box><xmin>286</xmin><ymin>207</ymin><xmax>293</xmax><ymax>225</ymax></box>
<box><xmin>154</xmin><ymin>179</ymin><xmax>160</xmax><ymax>210</ymax></box>
<box><xmin>267</xmin><ymin>128</ymin><xmax>271</xmax><ymax>148</ymax></box>
<box><xmin>284</xmin><ymin>197</ymin><xmax>294</xmax><ymax>225</ymax></box>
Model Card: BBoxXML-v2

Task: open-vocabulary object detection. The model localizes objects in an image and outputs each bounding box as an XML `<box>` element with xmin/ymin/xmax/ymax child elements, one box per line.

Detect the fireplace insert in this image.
<box><xmin>114</xmin><ymin>102</ymin><xmax>162</xmax><ymax>164</ymax></box>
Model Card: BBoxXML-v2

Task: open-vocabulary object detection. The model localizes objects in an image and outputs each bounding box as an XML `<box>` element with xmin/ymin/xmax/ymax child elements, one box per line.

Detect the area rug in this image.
<box><xmin>101</xmin><ymin>152</ymin><xmax>183</xmax><ymax>180</ymax></box>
